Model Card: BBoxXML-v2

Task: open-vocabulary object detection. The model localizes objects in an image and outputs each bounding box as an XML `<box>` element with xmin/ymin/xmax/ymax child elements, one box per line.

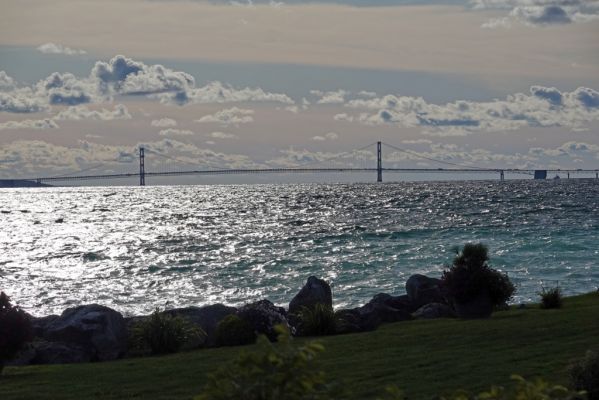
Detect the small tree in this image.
<box><xmin>0</xmin><ymin>292</ymin><xmax>32</xmax><ymax>375</ymax></box>
<box><xmin>442</xmin><ymin>243</ymin><xmax>515</xmax><ymax>311</ymax></box>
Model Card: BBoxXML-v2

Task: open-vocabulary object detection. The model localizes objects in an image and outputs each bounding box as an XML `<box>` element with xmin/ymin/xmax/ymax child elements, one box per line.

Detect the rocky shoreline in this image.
<box><xmin>10</xmin><ymin>274</ymin><xmax>488</xmax><ymax>366</ymax></box>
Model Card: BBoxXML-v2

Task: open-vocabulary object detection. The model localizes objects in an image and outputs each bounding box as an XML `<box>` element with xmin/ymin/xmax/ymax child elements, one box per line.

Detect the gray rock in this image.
<box><xmin>237</xmin><ymin>300</ymin><xmax>288</xmax><ymax>341</ymax></box>
<box><xmin>43</xmin><ymin>304</ymin><xmax>127</xmax><ymax>361</ymax></box>
<box><xmin>31</xmin><ymin>341</ymin><xmax>91</xmax><ymax>364</ymax></box>
<box><xmin>289</xmin><ymin>276</ymin><xmax>332</xmax><ymax>315</ymax></box>
<box><xmin>405</xmin><ymin>274</ymin><xmax>445</xmax><ymax>308</ymax></box>
<box><xmin>412</xmin><ymin>303</ymin><xmax>455</xmax><ymax>319</ymax></box>
<box><xmin>335</xmin><ymin>294</ymin><xmax>413</xmax><ymax>334</ymax></box>
<box><xmin>30</xmin><ymin>314</ymin><xmax>59</xmax><ymax>338</ymax></box>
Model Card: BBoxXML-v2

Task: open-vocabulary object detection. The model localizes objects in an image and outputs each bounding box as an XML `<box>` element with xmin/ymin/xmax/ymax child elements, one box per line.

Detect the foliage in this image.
<box><xmin>433</xmin><ymin>375</ymin><xmax>585</xmax><ymax>400</ymax></box>
<box><xmin>0</xmin><ymin>291</ymin><xmax>32</xmax><ymax>375</ymax></box>
<box><xmin>441</xmin><ymin>243</ymin><xmax>515</xmax><ymax>307</ymax></box>
<box><xmin>569</xmin><ymin>350</ymin><xmax>599</xmax><ymax>400</ymax></box>
<box><xmin>196</xmin><ymin>324</ymin><xmax>343</xmax><ymax>400</ymax></box>
<box><xmin>214</xmin><ymin>314</ymin><xmax>256</xmax><ymax>347</ymax></box>
<box><xmin>130</xmin><ymin>309</ymin><xmax>206</xmax><ymax>355</ymax></box>
<box><xmin>296</xmin><ymin>304</ymin><xmax>337</xmax><ymax>337</ymax></box>
<box><xmin>539</xmin><ymin>286</ymin><xmax>564</xmax><ymax>309</ymax></box>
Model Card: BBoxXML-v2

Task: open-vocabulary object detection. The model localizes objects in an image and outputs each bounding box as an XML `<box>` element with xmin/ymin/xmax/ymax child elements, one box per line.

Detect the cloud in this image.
<box><xmin>53</xmin><ymin>104</ymin><xmax>131</xmax><ymax>121</ymax></box>
<box><xmin>472</xmin><ymin>0</ymin><xmax>599</xmax><ymax>27</ymax></box>
<box><xmin>161</xmin><ymin>81</ymin><xmax>294</xmax><ymax>106</ymax></box>
<box><xmin>0</xmin><ymin>138</ymin><xmax>263</xmax><ymax>177</ymax></box>
<box><xmin>0</xmin><ymin>71</ymin><xmax>17</xmax><ymax>91</ymax></box>
<box><xmin>401</xmin><ymin>139</ymin><xmax>433</xmax><ymax>144</ymax></box>
<box><xmin>310</xmin><ymin>89</ymin><xmax>348</xmax><ymax>104</ymax></box>
<box><xmin>93</xmin><ymin>55</ymin><xmax>195</xmax><ymax>96</ymax></box>
<box><xmin>0</xmin><ymin>55</ymin><xmax>294</xmax><ymax>114</ymax></box>
<box><xmin>529</xmin><ymin>141</ymin><xmax>599</xmax><ymax>158</ymax></box>
<box><xmin>0</xmin><ymin>119</ymin><xmax>59</xmax><ymax>131</ymax></box>
<box><xmin>37</xmin><ymin>43</ymin><xmax>87</xmax><ymax>55</ymax></box>
<box><xmin>195</xmin><ymin>107</ymin><xmax>254</xmax><ymax>125</ymax></box>
<box><xmin>151</xmin><ymin>118</ymin><xmax>177</xmax><ymax>127</ymax></box>
<box><xmin>158</xmin><ymin>128</ymin><xmax>196</xmax><ymax>136</ymax></box>
<box><xmin>209</xmin><ymin>131</ymin><xmax>238</xmax><ymax>139</ymax></box>
<box><xmin>311</xmin><ymin>132</ymin><xmax>339</xmax><ymax>141</ymax></box>
<box><xmin>342</xmin><ymin>86</ymin><xmax>599</xmax><ymax>135</ymax></box>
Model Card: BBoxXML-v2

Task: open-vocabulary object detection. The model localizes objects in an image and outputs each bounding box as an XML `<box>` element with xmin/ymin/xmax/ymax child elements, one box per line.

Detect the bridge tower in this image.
<box><xmin>377</xmin><ymin>141</ymin><xmax>383</xmax><ymax>183</ymax></box>
<box><xmin>139</xmin><ymin>147</ymin><xmax>145</xmax><ymax>186</ymax></box>
<box><xmin>500</xmin><ymin>170</ymin><xmax>504</xmax><ymax>181</ymax></box>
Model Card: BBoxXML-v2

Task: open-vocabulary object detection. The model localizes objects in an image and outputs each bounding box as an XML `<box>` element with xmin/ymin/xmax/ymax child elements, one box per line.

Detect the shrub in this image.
<box><xmin>0</xmin><ymin>292</ymin><xmax>32</xmax><ymax>375</ymax></box>
<box><xmin>441</xmin><ymin>243</ymin><xmax>515</xmax><ymax>307</ymax></box>
<box><xmin>539</xmin><ymin>286</ymin><xmax>563</xmax><ymax>309</ymax></box>
<box><xmin>196</xmin><ymin>325</ymin><xmax>343</xmax><ymax>400</ymax></box>
<box><xmin>129</xmin><ymin>309</ymin><xmax>205</xmax><ymax>355</ymax></box>
<box><xmin>214</xmin><ymin>314</ymin><xmax>256</xmax><ymax>347</ymax></box>
<box><xmin>296</xmin><ymin>304</ymin><xmax>337</xmax><ymax>336</ymax></box>
<box><xmin>569</xmin><ymin>350</ymin><xmax>599</xmax><ymax>400</ymax></box>
<box><xmin>431</xmin><ymin>375</ymin><xmax>584</xmax><ymax>400</ymax></box>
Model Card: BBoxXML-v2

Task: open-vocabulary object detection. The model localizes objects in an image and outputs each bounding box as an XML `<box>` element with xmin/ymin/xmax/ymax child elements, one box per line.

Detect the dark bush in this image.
<box><xmin>569</xmin><ymin>350</ymin><xmax>599</xmax><ymax>400</ymax></box>
<box><xmin>129</xmin><ymin>309</ymin><xmax>205</xmax><ymax>355</ymax></box>
<box><xmin>0</xmin><ymin>292</ymin><xmax>32</xmax><ymax>375</ymax></box>
<box><xmin>295</xmin><ymin>304</ymin><xmax>337</xmax><ymax>337</ymax></box>
<box><xmin>539</xmin><ymin>286</ymin><xmax>563</xmax><ymax>309</ymax></box>
<box><xmin>196</xmin><ymin>325</ymin><xmax>342</xmax><ymax>400</ymax></box>
<box><xmin>214</xmin><ymin>314</ymin><xmax>256</xmax><ymax>347</ymax></box>
<box><xmin>441</xmin><ymin>243</ymin><xmax>515</xmax><ymax>307</ymax></box>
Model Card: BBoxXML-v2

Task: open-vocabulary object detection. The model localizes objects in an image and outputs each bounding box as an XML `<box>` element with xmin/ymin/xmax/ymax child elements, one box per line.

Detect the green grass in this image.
<box><xmin>2</xmin><ymin>292</ymin><xmax>598</xmax><ymax>399</ymax></box>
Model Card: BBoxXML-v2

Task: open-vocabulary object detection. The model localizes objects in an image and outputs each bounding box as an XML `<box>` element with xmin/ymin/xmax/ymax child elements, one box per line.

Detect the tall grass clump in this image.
<box><xmin>130</xmin><ymin>309</ymin><xmax>205</xmax><ymax>355</ymax></box>
<box><xmin>539</xmin><ymin>285</ymin><xmax>563</xmax><ymax>309</ymax></box>
<box><xmin>0</xmin><ymin>292</ymin><xmax>32</xmax><ymax>375</ymax></box>
<box><xmin>569</xmin><ymin>350</ymin><xmax>599</xmax><ymax>400</ymax></box>
<box><xmin>296</xmin><ymin>304</ymin><xmax>337</xmax><ymax>337</ymax></box>
<box><xmin>214</xmin><ymin>314</ymin><xmax>256</xmax><ymax>347</ymax></box>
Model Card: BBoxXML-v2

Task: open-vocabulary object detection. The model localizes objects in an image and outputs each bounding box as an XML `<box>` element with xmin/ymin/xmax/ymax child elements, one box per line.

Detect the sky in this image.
<box><xmin>1</xmin><ymin>0</ymin><xmax>599</xmax><ymax>183</ymax></box>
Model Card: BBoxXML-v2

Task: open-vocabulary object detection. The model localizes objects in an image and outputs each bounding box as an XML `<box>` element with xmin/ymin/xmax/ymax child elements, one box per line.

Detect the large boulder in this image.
<box><xmin>289</xmin><ymin>276</ymin><xmax>332</xmax><ymax>315</ymax></box>
<box><xmin>412</xmin><ymin>303</ymin><xmax>455</xmax><ymax>319</ymax></box>
<box><xmin>335</xmin><ymin>293</ymin><xmax>413</xmax><ymax>334</ymax></box>
<box><xmin>42</xmin><ymin>304</ymin><xmax>127</xmax><ymax>361</ymax></box>
<box><xmin>405</xmin><ymin>274</ymin><xmax>445</xmax><ymax>308</ymax></box>
<box><xmin>31</xmin><ymin>341</ymin><xmax>91</xmax><ymax>364</ymax></box>
<box><xmin>165</xmin><ymin>304</ymin><xmax>237</xmax><ymax>346</ymax></box>
<box><xmin>237</xmin><ymin>300</ymin><xmax>288</xmax><ymax>341</ymax></box>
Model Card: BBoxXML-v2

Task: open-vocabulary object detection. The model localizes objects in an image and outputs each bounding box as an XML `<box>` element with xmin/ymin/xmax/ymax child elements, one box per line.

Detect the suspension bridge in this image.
<box><xmin>7</xmin><ymin>141</ymin><xmax>599</xmax><ymax>187</ymax></box>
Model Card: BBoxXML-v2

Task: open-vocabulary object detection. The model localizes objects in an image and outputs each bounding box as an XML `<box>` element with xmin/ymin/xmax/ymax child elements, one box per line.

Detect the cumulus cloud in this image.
<box><xmin>209</xmin><ymin>131</ymin><xmax>238</xmax><ymax>139</ymax></box>
<box><xmin>161</xmin><ymin>81</ymin><xmax>294</xmax><ymax>106</ymax></box>
<box><xmin>0</xmin><ymin>119</ymin><xmax>59</xmax><ymax>131</ymax></box>
<box><xmin>53</xmin><ymin>104</ymin><xmax>131</xmax><ymax>121</ymax></box>
<box><xmin>342</xmin><ymin>86</ymin><xmax>599</xmax><ymax>135</ymax></box>
<box><xmin>0</xmin><ymin>138</ymin><xmax>263</xmax><ymax>177</ymax></box>
<box><xmin>0</xmin><ymin>55</ymin><xmax>295</xmax><ymax>114</ymax></box>
<box><xmin>310</xmin><ymin>89</ymin><xmax>348</xmax><ymax>104</ymax></box>
<box><xmin>529</xmin><ymin>141</ymin><xmax>599</xmax><ymax>158</ymax></box>
<box><xmin>151</xmin><ymin>118</ymin><xmax>177</xmax><ymax>127</ymax></box>
<box><xmin>37</xmin><ymin>43</ymin><xmax>87</xmax><ymax>56</ymax></box>
<box><xmin>195</xmin><ymin>107</ymin><xmax>254</xmax><ymax>125</ymax></box>
<box><xmin>312</xmin><ymin>132</ymin><xmax>339</xmax><ymax>141</ymax></box>
<box><xmin>158</xmin><ymin>128</ymin><xmax>196</xmax><ymax>136</ymax></box>
<box><xmin>472</xmin><ymin>0</ymin><xmax>599</xmax><ymax>27</ymax></box>
<box><xmin>0</xmin><ymin>71</ymin><xmax>17</xmax><ymax>91</ymax></box>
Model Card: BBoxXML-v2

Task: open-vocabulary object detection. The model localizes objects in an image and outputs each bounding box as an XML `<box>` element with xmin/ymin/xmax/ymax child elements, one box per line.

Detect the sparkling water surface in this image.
<box><xmin>1</xmin><ymin>180</ymin><xmax>598</xmax><ymax>317</ymax></box>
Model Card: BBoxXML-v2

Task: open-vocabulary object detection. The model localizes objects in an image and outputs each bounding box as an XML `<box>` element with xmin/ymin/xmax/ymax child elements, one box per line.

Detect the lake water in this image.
<box><xmin>1</xmin><ymin>180</ymin><xmax>598</xmax><ymax>317</ymax></box>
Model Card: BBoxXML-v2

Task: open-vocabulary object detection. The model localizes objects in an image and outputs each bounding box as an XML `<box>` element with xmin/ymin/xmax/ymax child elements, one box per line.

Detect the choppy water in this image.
<box><xmin>1</xmin><ymin>180</ymin><xmax>598</xmax><ymax>317</ymax></box>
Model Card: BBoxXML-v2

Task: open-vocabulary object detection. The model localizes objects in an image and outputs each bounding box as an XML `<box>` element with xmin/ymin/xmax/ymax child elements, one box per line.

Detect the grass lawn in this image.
<box><xmin>1</xmin><ymin>292</ymin><xmax>598</xmax><ymax>399</ymax></box>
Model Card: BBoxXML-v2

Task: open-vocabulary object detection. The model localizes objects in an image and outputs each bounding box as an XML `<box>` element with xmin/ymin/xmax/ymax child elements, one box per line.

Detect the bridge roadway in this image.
<box><xmin>34</xmin><ymin>167</ymin><xmax>599</xmax><ymax>183</ymax></box>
